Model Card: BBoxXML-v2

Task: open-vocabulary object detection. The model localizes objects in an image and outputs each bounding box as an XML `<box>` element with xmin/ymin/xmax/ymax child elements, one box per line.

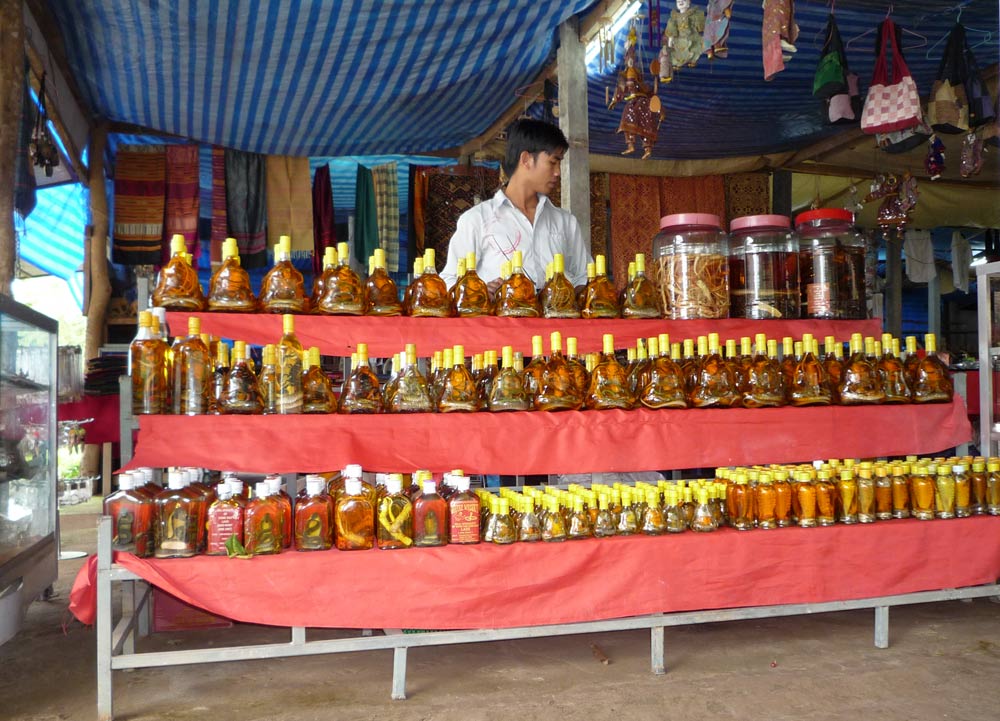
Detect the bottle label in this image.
<box><xmin>207</xmin><ymin>505</ymin><xmax>243</xmax><ymax>554</ymax></box>
<box><xmin>807</xmin><ymin>283</ymin><xmax>831</xmax><ymax>316</ymax></box>
<box><xmin>449</xmin><ymin>499</ymin><xmax>480</xmax><ymax>543</ymax></box>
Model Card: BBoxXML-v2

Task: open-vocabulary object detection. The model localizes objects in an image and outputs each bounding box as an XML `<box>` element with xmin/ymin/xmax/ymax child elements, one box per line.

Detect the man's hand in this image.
<box><xmin>487</xmin><ymin>278</ymin><xmax>503</xmax><ymax>296</ymax></box>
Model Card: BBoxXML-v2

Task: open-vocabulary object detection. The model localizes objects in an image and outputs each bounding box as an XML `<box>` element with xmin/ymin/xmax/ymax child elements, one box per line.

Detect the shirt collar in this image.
<box><xmin>493</xmin><ymin>187</ymin><xmax>550</xmax><ymax>213</ymax></box>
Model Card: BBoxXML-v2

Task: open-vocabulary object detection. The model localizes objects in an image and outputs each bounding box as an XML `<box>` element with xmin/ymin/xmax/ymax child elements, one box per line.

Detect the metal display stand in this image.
<box><xmin>95</xmin><ymin>516</ymin><xmax>1000</xmax><ymax>720</ymax></box>
<box><xmin>976</xmin><ymin>261</ymin><xmax>1000</xmax><ymax>456</ymax></box>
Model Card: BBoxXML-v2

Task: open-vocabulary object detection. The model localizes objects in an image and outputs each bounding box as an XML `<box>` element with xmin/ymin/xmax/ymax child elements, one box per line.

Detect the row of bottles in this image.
<box><xmin>152</xmin><ymin>232</ymin><xmax>661</xmax><ymax>319</ymax></box>
<box><xmin>105</xmin><ymin>453</ymin><xmax>1000</xmax><ymax>559</ymax></box>
<box><xmin>132</xmin><ymin>311</ymin><xmax>953</xmax><ymax>416</ymax></box>
<box><xmin>721</xmin><ymin>454</ymin><xmax>1000</xmax><ymax>529</ymax></box>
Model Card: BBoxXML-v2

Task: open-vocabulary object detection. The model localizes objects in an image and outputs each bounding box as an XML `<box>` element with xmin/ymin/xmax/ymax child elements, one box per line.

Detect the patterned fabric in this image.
<box><xmin>312</xmin><ymin>163</ymin><xmax>335</xmax><ymax>275</ymax></box>
<box><xmin>424</xmin><ymin>167</ymin><xmax>501</xmax><ymax>270</ymax></box>
<box><xmin>163</xmin><ymin>144</ymin><xmax>201</xmax><ymax>265</ymax></box>
<box><xmin>658</xmin><ymin>176</ymin><xmax>727</xmax><ymax>222</ymax></box>
<box><xmin>762</xmin><ymin>0</ymin><xmax>799</xmax><ymax>81</ymax></box>
<box><xmin>589</xmin><ymin>172</ymin><xmax>610</xmax><ymax>259</ymax></box>
<box><xmin>371</xmin><ymin>162</ymin><xmax>400</xmax><ymax>272</ymax></box>
<box><xmin>265</xmin><ymin>155</ymin><xmax>314</xmax><ymax>260</ymax></box>
<box><xmin>725</xmin><ymin>173</ymin><xmax>771</xmax><ymax>222</ymax></box>
<box><xmin>112</xmin><ymin>145</ymin><xmax>166</xmax><ymax>265</ymax></box>
<box><xmin>224</xmin><ymin>149</ymin><xmax>267</xmax><ymax>268</ymax></box>
<box><xmin>211</xmin><ymin>148</ymin><xmax>227</xmax><ymax>264</ymax></box>
<box><xmin>354</xmin><ymin>165</ymin><xmax>379</xmax><ymax>267</ymax></box>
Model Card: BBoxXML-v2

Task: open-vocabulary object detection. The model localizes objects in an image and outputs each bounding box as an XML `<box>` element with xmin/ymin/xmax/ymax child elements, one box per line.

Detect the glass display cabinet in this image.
<box><xmin>0</xmin><ymin>296</ymin><xmax>58</xmax><ymax>646</ymax></box>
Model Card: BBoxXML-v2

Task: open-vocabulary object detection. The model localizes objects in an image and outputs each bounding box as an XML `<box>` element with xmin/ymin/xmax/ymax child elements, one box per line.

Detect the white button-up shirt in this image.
<box><xmin>441</xmin><ymin>188</ymin><xmax>592</xmax><ymax>288</ymax></box>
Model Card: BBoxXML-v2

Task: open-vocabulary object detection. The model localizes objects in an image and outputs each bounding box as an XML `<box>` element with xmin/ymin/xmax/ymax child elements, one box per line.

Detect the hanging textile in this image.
<box><xmin>725</xmin><ymin>173</ymin><xmax>771</xmax><ymax>221</ymax></box>
<box><xmin>14</xmin><ymin>64</ymin><xmax>36</xmax><ymax>219</ymax></box>
<box><xmin>762</xmin><ymin>0</ymin><xmax>799</xmax><ymax>82</ymax></box>
<box><xmin>903</xmin><ymin>229</ymin><xmax>936</xmax><ymax>283</ymax></box>
<box><xmin>423</xmin><ymin>167</ymin><xmax>501</xmax><ymax>271</ymax></box>
<box><xmin>371</xmin><ymin>162</ymin><xmax>400</xmax><ymax>272</ymax></box>
<box><xmin>312</xmin><ymin>163</ymin><xmax>336</xmax><ymax>275</ymax></box>
<box><xmin>211</xmin><ymin>148</ymin><xmax>227</xmax><ymax>264</ymax></box>
<box><xmin>163</xmin><ymin>145</ymin><xmax>201</xmax><ymax>265</ymax></box>
<box><xmin>112</xmin><ymin>145</ymin><xmax>166</xmax><ymax>266</ymax></box>
<box><xmin>609</xmin><ymin>174</ymin><xmax>662</xmax><ymax>288</ymax></box>
<box><xmin>265</xmin><ymin>155</ymin><xmax>314</xmax><ymax>262</ymax></box>
<box><xmin>224</xmin><ymin>149</ymin><xmax>267</xmax><ymax>268</ymax></box>
<box><xmin>589</xmin><ymin>172</ymin><xmax>610</xmax><ymax>260</ymax></box>
<box><xmin>410</xmin><ymin>165</ymin><xmax>432</xmax><ymax>258</ymax></box>
<box><xmin>354</xmin><ymin>165</ymin><xmax>380</xmax><ymax>268</ymax></box>
<box><xmin>951</xmin><ymin>231</ymin><xmax>972</xmax><ymax>293</ymax></box>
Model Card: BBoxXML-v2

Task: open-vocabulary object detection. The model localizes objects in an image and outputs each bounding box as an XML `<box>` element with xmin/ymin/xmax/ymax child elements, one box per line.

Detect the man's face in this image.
<box><xmin>522</xmin><ymin>149</ymin><xmax>563</xmax><ymax>193</ymax></box>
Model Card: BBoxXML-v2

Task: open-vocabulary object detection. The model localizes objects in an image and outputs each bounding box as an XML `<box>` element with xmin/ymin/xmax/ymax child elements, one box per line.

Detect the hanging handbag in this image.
<box><xmin>876</xmin><ymin>117</ymin><xmax>932</xmax><ymax>154</ymax></box>
<box><xmin>861</xmin><ymin>19</ymin><xmax>922</xmax><ymax>135</ymax></box>
<box><xmin>962</xmin><ymin>39</ymin><xmax>997</xmax><ymax>128</ymax></box>
<box><xmin>829</xmin><ymin>72</ymin><xmax>862</xmax><ymax>125</ymax></box>
<box><xmin>813</xmin><ymin>14</ymin><xmax>848</xmax><ymax>99</ymax></box>
<box><xmin>928</xmin><ymin>24</ymin><xmax>970</xmax><ymax>134</ymax></box>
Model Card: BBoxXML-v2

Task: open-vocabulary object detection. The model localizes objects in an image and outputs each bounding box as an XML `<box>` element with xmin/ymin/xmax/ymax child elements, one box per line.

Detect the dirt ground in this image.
<box><xmin>2</xmin><ymin>504</ymin><xmax>1000</xmax><ymax>721</ymax></box>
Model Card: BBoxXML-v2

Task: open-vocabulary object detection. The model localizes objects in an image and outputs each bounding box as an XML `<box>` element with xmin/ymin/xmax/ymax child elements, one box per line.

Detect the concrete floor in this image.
<box><xmin>2</xmin><ymin>504</ymin><xmax>1000</xmax><ymax>721</ymax></box>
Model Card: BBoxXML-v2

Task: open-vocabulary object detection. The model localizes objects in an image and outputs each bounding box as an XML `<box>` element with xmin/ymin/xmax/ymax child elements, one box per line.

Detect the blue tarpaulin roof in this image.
<box><xmin>45</xmin><ymin>0</ymin><xmax>999</xmax><ymax>161</ymax></box>
<box><xmin>17</xmin><ymin>183</ymin><xmax>87</xmax><ymax>308</ymax></box>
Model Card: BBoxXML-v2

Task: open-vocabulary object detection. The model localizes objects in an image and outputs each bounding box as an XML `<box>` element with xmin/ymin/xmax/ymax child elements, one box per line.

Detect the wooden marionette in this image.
<box><xmin>608</xmin><ymin>23</ymin><xmax>661</xmax><ymax>160</ymax></box>
<box><xmin>702</xmin><ymin>0</ymin><xmax>733</xmax><ymax>59</ymax></box>
<box><xmin>663</xmin><ymin>0</ymin><xmax>706</xmax><ymax>70</ymax></box>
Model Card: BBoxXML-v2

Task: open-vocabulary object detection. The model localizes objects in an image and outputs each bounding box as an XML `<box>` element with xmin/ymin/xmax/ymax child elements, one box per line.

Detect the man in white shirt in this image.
<box><xmin>441</xmin><ymin>119</ymin><xmax>593</xmax><ymax>292</ymax></box>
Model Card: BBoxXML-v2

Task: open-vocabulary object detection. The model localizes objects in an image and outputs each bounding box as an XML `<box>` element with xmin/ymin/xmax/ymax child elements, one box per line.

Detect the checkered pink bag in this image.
<box><xmin>861</xmin><ymin>19</ymin><xmax>922</xmax><ymax>134</ymax></box>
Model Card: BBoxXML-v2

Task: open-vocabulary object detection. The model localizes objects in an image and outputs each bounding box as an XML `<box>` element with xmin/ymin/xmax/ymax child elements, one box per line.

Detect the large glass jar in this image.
<box><xmin>795</xmin><ymin>209</ymin><xmax>867</xmax><ymax>320</ymax></box>
<box><xmin>728</xmin><ymin>215</ymin><xmax>800</xmax><ymax>320</ymax></box>
<box><xmin>652</xmin><ymin>213</ymin><xmax>729</xmax><ymax>319</ymax></box>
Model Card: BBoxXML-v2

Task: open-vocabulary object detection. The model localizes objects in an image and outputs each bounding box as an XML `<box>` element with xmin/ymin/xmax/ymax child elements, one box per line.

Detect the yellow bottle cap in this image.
<box><xmin>337</xmin><ymin>242</ymin><xmax>349</xmax><ymax>263</ymax></box>
<box><xmin>873</xmin><ymin>340</ymin><xmax>883</xmax><ymax>357</ymax></box>
<box><xmin>627</xmin><ymin>261</ymin><xmax>636</xmax><ymax>279</ymax></box>
<box><xmin>658</xmin><ymin>333</ymin><xmax>670</xmax><ymax>352</ymax></box>
<box><xmin>138</xmin><ymin>310</ymin><xmax>152</xmax><ymax>327</ymax></box>
<box><xmin>824</xmin><ymin>335</ymin><xmax>836</xmax><ymax>353</ymax></box>
<box><xmin>925</xmin><ymin>333</ymin><xmax>937</xmax><ymax>352</ymax></box>
<box><xmin>603</xmin><ymin>333</ymin><xmax>615</xmax><ymax>356</ymax></box>
<box><xmin>531</xmin><ymin>335</ymin><xmax>544</xmax><ymax>357</ymax></box>
<box><xmin>465</xmin><ymin>251</ymin><xmax>476</xmax><ymax>268</ymax></box>
<box><xmin>188</xmin><ymin>316</ymin><xmax>201</xmax><ymax>336</ymax></box>
<box><xmin>906</xmin><ymin>336</ymin><xmax>917</xmax><ymax>353</ymax></box>
<box><xmin>442</xmin><ymin>347</ymin><xmax>454</xmax><ymax>368</ymax></box>
<box><xmin>554</xmin><ymin>253</ymin><xmax>565</xmax><ymax>274</ymax></box>
<box><xmin>373</xmin><ymin>247</ymin><xmax>386</xmax><ymax>267</ymax></box>
<box><xmin>170</xmin><ymin>234</ymin><xmax>186</xmax><ymax>255</ymax></box>
<box><xmin>635</xmin><ymin>253</ymin><xmax>646</xmax><ymax>272</ymax></box>
<box><xmin>500</xmin><ymin>260</ymin><xmax>512</xmax><ymax>278</ymax></box>
<box><xmin>456</xmin><ymin>258</ymin><xmax>466</xmax><ymax>277</ymax></box>
<box><xmin>740</xmin><ymin>337</ymin><xmax>752</xmax><ymax>356</ymax></box>
<box><xmin>725</xmin><ymin>339</ymin><xmax>737</xmax><ymax>358</ymax></box>
<box><xmin>708</xmin><ymin>332</ymin><xmax>720</xmax><ymax>351</ymax></box>
<box><xmin>303</xmin><ymin>349</ymin><xmax>314</xmax><ymax>370</ymax></box>
<box><xmin>282</xmin><ymin>314</ymin><xmax>295</xmax><ymax>334</ymax></box>
<box><xmin>648</xmin><ymin>337</ymin><xmax>660</xmax><ymax>357</ymax></box>
<box><xmin>596</xmin><ymin>254</ymin><xmax>607</xmax><ymax>275</ymax></box>
<box><xmin>511</xmin><ymin>250</ymin><xmax>523</xmax><ymax>269</ymax></box>
<box><xmin>793</xmin><ymin>341</ymin><xmax>803</xmax><ymax>357</ymax></box>
<box><xmin>782</xmin><ymin>337</ymin><xmax>794</xmax><ymax>354</ymax></box>
<box><xmin>405</xmin><ymin>343</ymin><xmax>417</xmax><ymax>364</ymax></box>
<box><xmin>545</xmin><ymin>262</ymin><xmax>554</xmax><ymax>281</ymax></box>
<box><xmin>233</xmin><ymin>340</ymin><xmax>246</xmax><ymax>359</ymax></box>
<box><xmin>262</xmin><ymin>344</ymin><xmax>274</xmax><ymax>365</ymax></box>
<box><xmin>550</xmin><ymin>331</ymin><xmax>562</xmax><ymax>354</ymax></box>
<box><xmin>671</xmin><ymin>342</ymin><xmax>681</xmax><ymax>360</ymax></box>
<box><xmin>566</xmin><ymin>336</ymin><xmax>578</xmax><ymax>356</ymax></box>
<box><xmin>357</xmin><ymin>343</ymin><xmax>368</xmax><ymax>363</ymax></box>
<box><xmin>223</xmin><ymin>237</ymin><xmax>240</xmax><ymax>260</ymax></box>
<box><xmin>424</xmin><ymin>248</ymin><xmax>436</xmax><ymax>267</ymax></box>
<box><xmin>279</xmin><ymin>235</ymin><xmax>292</xmax><ymax>252</ymax></box>
<box><xmin>697</xmin><ymin>336</ymin><xmax>708</xmax><ymax>356</ymax></box>
<box><xmin>452</xmin><ymin>345</ymin><xmax>464</xmax><ymax>364</ymax></box>
<box><xmin>501</xmin><ymin>345</ymin><xmax>514</xmax><ymax>368</ymax></box>
<box><xmin>635</xmin><ymin>342</ymin><xmax>647</xmax><ymax>361</ymax></box>
<box><xmin>892</xmin><ymin>338</ymin><xmax>901</xmax><ymax>356</ymax></box>
<box><xmin>413</xmin><ymin>257</ymin><xmax>424</xmax><ymax>275</ymax></box>
<box><xmin>586</xmin><ymin>262</ymin><xmax>596</xmax><ymax>280</ymax></box>
<box><xmin>217</xmin><ymin>342</ymin><xmax>229</xmax><ymax>365</ymax></box>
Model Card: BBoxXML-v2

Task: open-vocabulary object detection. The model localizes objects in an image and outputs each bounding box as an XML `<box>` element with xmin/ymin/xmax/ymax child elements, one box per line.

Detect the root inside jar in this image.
<box><xmin>656</xmin><ymin>253</ymin><xmax>729</xmax><ymax>319</ymax></box>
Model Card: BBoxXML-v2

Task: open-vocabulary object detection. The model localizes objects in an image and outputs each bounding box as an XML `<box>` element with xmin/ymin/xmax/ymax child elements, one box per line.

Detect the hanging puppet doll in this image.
<box><xmin>664</xmin><ymin>0</ymin><xmax>706</xmax><ymax>71</ymax></box>
<box><xmin>925</xmin><ymin>135</ymin><xmax>946</xmax><ymax>180</ymax></box>
<box><xmin>702</xmin><ymin>0</ymin><xmax>733</xmax><ymax>60</ymax></box>
<box><xmin>762</xmin><ymin>0</ymin><xmax>799</xmax><ymax>81</ymax></box>
<box><xmin>609</xmin><ymin>24</ymin><xmax>661</xmax><ymax>160</ymax></box>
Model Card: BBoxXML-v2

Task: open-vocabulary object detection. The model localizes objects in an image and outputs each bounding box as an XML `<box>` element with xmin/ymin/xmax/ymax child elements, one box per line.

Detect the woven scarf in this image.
<box><xmin>112</xmin><ymin>145</ymin><xmax>166</xmax><ymax>265</ymax></box>
<box><xmin>371</xmin><ymin>162</ymin><xmax>400</xmax><ymax>272</ymax></box>
<box><xmin>354</xmin><ymin>165</ymin><xmax>379</xmax><ymax>267</ymax></box>
<box><xmin>163</xmin><ymin>144</ymin><xmax>201</xmax><ymax>264</ymax></box>
<box><xmin>224</xmin><ymin>149</ymin><xmax>267</xmax><ymax>268</ymax></box>
<box><xmin>210</xmin><ymin>147</ymin><xmax>227</xmax><ymax>264</ymax></box>
<box><xmin>265</xmin><ymin>155</ymin><xmax>314</xmax><ymax>262</ymax></box>
<box><xmin>312</xmin><ymin>163</ymin><xmax>336</xmax><ymax>275</ymax></box>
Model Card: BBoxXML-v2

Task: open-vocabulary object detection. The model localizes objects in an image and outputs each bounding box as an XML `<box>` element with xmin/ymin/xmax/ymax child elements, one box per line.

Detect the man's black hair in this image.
<box><xmin>502</xmin><ymin>119</ymin><xmax>568</xmax><ymax>178</ymax></box>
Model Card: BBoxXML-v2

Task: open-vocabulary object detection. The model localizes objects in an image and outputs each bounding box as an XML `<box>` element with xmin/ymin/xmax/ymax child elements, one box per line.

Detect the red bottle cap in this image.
<box><xmin>794</xmin><ymin>208</ymin><xmax>854</xmax><ymax>227</ymax></box>
<box><xmin>730</xmin><ymin>214</ymin><xmax>791</xmax><ymax>232</ymax></box>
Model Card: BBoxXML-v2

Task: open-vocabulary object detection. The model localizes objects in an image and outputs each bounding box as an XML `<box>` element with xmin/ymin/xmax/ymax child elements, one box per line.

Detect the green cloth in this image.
<box><xmin>354</xmin><ymin>165</ymin><xmax>380</xmax><ymax>265</ymax></box>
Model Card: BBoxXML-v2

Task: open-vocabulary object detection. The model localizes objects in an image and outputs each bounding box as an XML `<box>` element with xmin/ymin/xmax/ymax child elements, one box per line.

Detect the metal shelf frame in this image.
<box><xmin>975</xmin><ymin>261</ymin><xmax>1000</xmax><ymax>455</ymax></box>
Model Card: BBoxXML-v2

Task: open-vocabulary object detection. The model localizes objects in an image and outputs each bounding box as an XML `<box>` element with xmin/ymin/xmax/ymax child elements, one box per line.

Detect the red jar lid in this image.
<box><xmin>730</xmin><ymin>214</ymin><xmax>791</xmax><ymax>232</ymax></box>
<box><xmin>794</xmin><ymin>208</ymin><xmax>854</xmax><ymax>226</ymax></box>
<box><xmin>659</xmin><ymin>213</ymin><xmax>722</xmax><ymax>230</ymax></box>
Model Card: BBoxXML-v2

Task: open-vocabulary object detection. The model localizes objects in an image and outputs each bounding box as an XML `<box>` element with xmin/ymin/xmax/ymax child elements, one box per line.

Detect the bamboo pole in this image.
<box><xmin>0</xmin><ymin>0</ymin><xmax>24</xmax><ymax>296</ymax></box>
<box><xmin>85</xmin><ymin>124</ymin><xmax>110</xmax><ymax>361</ymax></box>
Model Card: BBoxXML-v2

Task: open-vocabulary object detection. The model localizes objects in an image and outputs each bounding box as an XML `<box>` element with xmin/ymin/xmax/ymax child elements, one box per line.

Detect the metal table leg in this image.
<box><xmin>391</xmin><ymin>646</ymin><xmax>408</xmax><ymax>700</ymax></box>
<box><xmin>97</xmin><ymin>517</ymin><xmax>114</xmax><ymax>721</ymax></box>
<box><xmin>874</xmin><ymin>606</ymin><xmax>889</xmax><ymax>649</ymax></box>
<box><xmin>650</xmin><ymin>624</ymin><xmax>666</xmax><ymax>675</ymax></box>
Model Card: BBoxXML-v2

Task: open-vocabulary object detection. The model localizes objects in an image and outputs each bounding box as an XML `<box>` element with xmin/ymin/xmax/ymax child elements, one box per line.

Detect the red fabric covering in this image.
<box><xmin>70</xmin><ymin>516</ymin><xmax>1000</xmax><ymax>630</ymax></box>
<box><xmin>126</xmin><ymin>397</ymin><xmax>971</xmax><ymax>475</ymax></box>
<box><xmin>167</xmin><ymin>311</ymin><xmax>882</xmax><ymax>358</ymax></box>
<box><xmin>68</xmin><ymin>554</ymin><xmax>99</xmax><ymax>626</ymax></box>
<box><xmin>58</xmin><ymin>394</ymin><xmax>121</xmax><ymax>444</ymax></box>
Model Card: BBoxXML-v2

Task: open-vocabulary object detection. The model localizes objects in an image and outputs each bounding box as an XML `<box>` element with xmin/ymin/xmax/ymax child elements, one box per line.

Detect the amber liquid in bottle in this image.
<box><xmin>221</xmin><ymin>341</ymin><xmax>263</xmax><ymax>414</ymax></box>
<box><xmin>205</xmin><ymin>483</ymin><xmax>244</xmax><ymax>556</ymax></box>
<box><xmin>408</xmin><ymin>249</ymin><xmax>454</xmax><ymax>317</ymax></box>
<box><xmin>540</xmin><ymin>253</ymin><xmax>580</xmax><ymax>319</ymax></box>
<box><xmin>815</xmin><ymin>471</ymin><xmax>836</xmax><ymax>526</ymax></box>
<box><xmin>878</xmin><ymin>333</ymin><xmax>911</xmax><ymax>403</ymax></box>
<box><xmin>389</xmin><ymin>344</ymin><xmax>434</xmax><ymax>413</ymax></box>
<box><xmin>621</xmin><ymin>253</ymin><xmax>661</xmax><ymax>318</ymax></box>
<box><xmin>302</xmin><ymin>347</ymin><xmax>335</xmax><ymax>413</ymax></box>
<box><xmin>259</xmin><ymin>235</ymin><xmax>307</xmax><ymax>313</ymax></box>
<box><xmin>728</xmin><ymin>478</ymin><xmax>753</xmax><ymax>530</ymax></box>
<box><xmin>210</xmin><ymin>342</ymin><xmax>229</xmax><ymax>414</ymax></box>
<box><xmin>581</xmin><ymin>255</ymin><xmax>620</xmax><ymax>319</ymax></box>
<box><xmin>640</xmin><ymin>335</ymin><xmax>687</xmax><ymax>409</ymax></box>
<box><xmin>536</xmin><ymin>332</ymin><xmax>583</xmax><ymax>411</ymax></box>
<box><xmin>275</xmin><ymin>314</ymin><xmax>304</xmax><ymax>414</ymax></box>
<box><xmin>312</xmin><ymin>246</ymin><xmax>337</xmax><ymax>308</ymax></box>
<box><xmin>365</xmin><ymin>248</ymin><xmax>403</xmax><ymax>316</ymax></box>
<box><xmin>969</xmin><ymin>460</ymin><xmax>987</xmax><ymax>515</ymax></box>
<box><xmin>317</xmin><ymin>242</ymin><xmax>365</xmax><ymax>315</ymax></box>
<box><xmin>910</xmin><ymin>467</ymin><xmax>935</xmax><ymax>520</ymax></box>
<box><xmin>438</xmin><ymin>345</ymin><xmax>481</xmax><ymax>412</ymax></box>
<box><xmin>495</xmin><ymin>249</ymin><xmax>540</xmax><ymax>317</ymax></box>
<box><xmin>742</xmin><ymin>334</ymin><xmax>785</xmax><ymax>408</ymax></box>
<box><xmin>953</xmin><ymin>464</ymin><xmax>971</xmax><ymax>518</ymax></box>
<box><xmin>104</xmin><ymin>473</ymin><xmax>154</xmax><ymax>557</ymax></box>
<box><xmin>339</xmin><ymin>343</ymin><xmax>383</xmax><ymax>413</ymax></box>
<box><xmin>450</xmin><ymin>252</ymin><xmax>493</xmax><ymax>317</ymax></box>
<box><xmin>152</xmin><ymin>234</ymin><xmax>206</xmax><ymax>310</ymax></box>
<box><xmin>585</xmin><ymin>334</ymin><xmax>635</xmax><ymax>410</ymax></box>
<box><xmin>448</xmin><ymin>475</ymin><xmax>481</xmax><ymax>544</ymax></box>
<box><xmin>839</xmin><ymin>334</ymin><xmax>885</xmax><ymax>404</ymax></box>
<box><xmin>691</xmin><ymin>334</ymin><xmax>738</xmax><ymax>408</ymax></box>
<box><xmin>773</xmin><ymin>470</ymin><xmax>793</xmax><ymax>527</ymax></box>
<box><xmin>789</xmin><ymin>335</ymin><xmax>832</xmax><ymax>406</ymax></box>
<box><xmin>171</xmin><ymin>317</ymin><xmax>212</xmax><ymax>415</ymax></box>
<box><xmin>335</xmin><ymin>478</ymin><xmax>375</xmax><ymax>550</ymax></box>
<box><xmin>488</xmin><ymin>346</ymin><xmax>532</xmax><ymax>411</ymax></box>
<box><xmin>891</xmin><ymin>464</ymin><xmax>911</xmax><ymax>518</ymax></box>
<box><xmin>912</xmin><ymin>333</ymin><xmax>954</xmax><ymax>403</ymax></box>
<box><xmin>414</xmin><ymin>480</ymin><xmax>448</xmax><ymax>546</ymax></box>
<box><xmin>153</xmin><ymin>471</ymin><xmax>202</xmax><ymax>558</ymax></box>
<box><xmin>294</xmin><ymin>476</ymin><xmax>334</xmax><ymax>551</ymax></box>
<box><xmin>130</xmin><ymin>311</ymin><xmax>168</xmax><ymax>414</ymax></box>
<box><xmin>243</xmin><ymin>483</ymin><xmax>282</xmax><ymax>555</ymax></box>
<box><xmin>859</xmin><ymin>467</ymin><xmax>880</xmax><ymax>523</ymax></box>
<box><xmin>258</xmin><ymin>344</ymin><xmax>279</xmax><ymax>414</ymax></box>
<box><xmin>794</xmin><ymin>472</ymin><xmax>818</xmax><ymax>527</ymax></box>
<box><xmin>985</xmin><ymin>461</ymin><xmax>1000</xmax><ymax>515</ymax></box>
<box><xmin>823</xmin><ymin>336</ymin><xmax>844</xmax><ymax>403</ymax></box>
<box><xmin>874</xmin><ymin>466</ymin><xmax>893</xmax><ymax>520</ymax></box>
<box><xmin>564</xmin><ymin>337</ymin><xmax>591</xmax><ymax>400</ymax></box>
<box><xmin>377</xmin><ymin>475</ymin><xmax>413</xmax><ymax>549</ymax></box>
<box><xmin>208</xmin><ymin>237</ymin><xmax>258</xmax><ymax>312</ymax></box>
<box><xmin>754</xmin><ymin>474</ymin><xmax>777</xmax><ymax>530</ymax></box>
<box><xmin>934</xmin><ymin>466</ymin><xmax>957</xmax><ymax>519</ymax></box>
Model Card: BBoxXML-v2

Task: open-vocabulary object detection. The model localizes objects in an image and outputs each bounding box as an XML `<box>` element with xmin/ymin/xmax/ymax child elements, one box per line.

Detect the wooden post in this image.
<box><xmin>772</xmin><ymin>170</ymin><xmax>793</xmax><ymax>217</ymax></box>
<box><xmin>85</xmin><ymin>124</ymin><xmax>110</xmax><ymax>361</ymax></box>
<box><xmin>885</xmin><ymin>230</ymin><xmax>903</xmax><ymax>340</ymax></box>
<box><xmin>557</xmin><ymin>17</ymin><xmax>590</xmax><ymax>248</ymax></box>
<box><xmin>0</xmin><ymin>0</ymin><xmax>24</xmax><ymax>296</ymax></box>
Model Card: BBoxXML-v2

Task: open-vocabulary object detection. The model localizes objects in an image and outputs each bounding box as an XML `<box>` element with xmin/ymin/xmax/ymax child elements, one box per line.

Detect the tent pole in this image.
<box><xmin>557</xmin><ymin>17</ymin><xmax>591</xmax><ymax>249</ymax></box>
<box><xmin>885</xmin><ymin>231</ymin><xmax>903</xmax><ymax>339</ymax></box>
<box><xmin>0</xmin><ymin>0</ymin><xmax>24</xmax><ymax>296</ymax></box>
<box><xmin>85</xmin><ymin>123</ymin><xmax>111</xmax><ymax>362</ymax></box>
